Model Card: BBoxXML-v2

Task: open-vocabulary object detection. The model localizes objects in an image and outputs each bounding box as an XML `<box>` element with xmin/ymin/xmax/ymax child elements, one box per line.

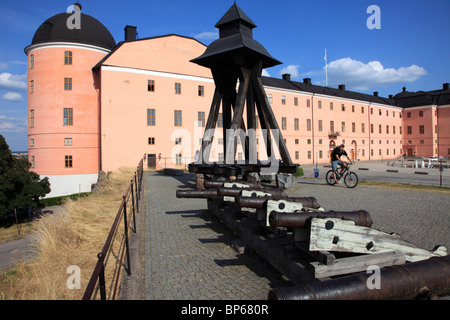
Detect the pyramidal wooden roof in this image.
<box><xmin>191</xmin><ymin>3</ymin><xmax>281</xmax><ymax>69</ymax></box>
<box><xmin>215</xmin><ymin>3</ymin><xmax>257</xmax><ymax>28</ymax></box>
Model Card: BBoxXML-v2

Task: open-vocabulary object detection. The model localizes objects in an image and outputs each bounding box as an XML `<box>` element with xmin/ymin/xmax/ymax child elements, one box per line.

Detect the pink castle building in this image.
<box><xmin>25</xmin><ymin>4</ymin><xmax>450</xmax><ymax>197</ymax></box>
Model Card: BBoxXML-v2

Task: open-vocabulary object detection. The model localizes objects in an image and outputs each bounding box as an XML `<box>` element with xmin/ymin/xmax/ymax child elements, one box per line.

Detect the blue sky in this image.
<box><xmin>1</xmin><ymin>0</ymin><xmax>449</xmax><ymax>151</ymax></box>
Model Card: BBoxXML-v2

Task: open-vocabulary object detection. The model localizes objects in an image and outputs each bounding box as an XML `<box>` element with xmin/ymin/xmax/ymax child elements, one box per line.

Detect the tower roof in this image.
<box><xmin>215</xmin><ymin>3</ymin><xmax>257</xmax><ymax>29</ymax></box>
<box><xmin>28</xmin><ymin>4</ymin><xmax>116</xmax><ymax>51</ymax></box>
<box><xmin>191</xmin><ymin>3</ymin><xmax>281</xmax><ymax>69</ymax></box>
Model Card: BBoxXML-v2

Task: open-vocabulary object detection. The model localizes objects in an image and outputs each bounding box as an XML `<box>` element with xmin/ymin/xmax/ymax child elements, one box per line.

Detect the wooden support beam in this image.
<box><xmin>246</xmin><ymin>80</ymin><xmax>257</xmax><ymax>162</ymax></box>
<box><xmin>309</xmin><ymin>218</ymin><xmax>448</xmax><ymax>262</ymax></box>
<box><xmin>252</xmin><ymin>76</ymin><xmax>292</xmax><ymax>165</ymax></box>
<box><xmin>200</xmin><ymin>88</ymin><xmax>222</xmax><ymax>163</ymax></box>
<box><xmin>310</xmin><ymin>251</ymin><xmax>406</xmax><ymax>279</ymax></box>
<box><xmin>255</xmin><ymin>94</ymin><xmax>273</xmax><ymax>159</ymax></box>
<box><xmin>225</xmin><ymin>68</ymin><xmax>251</xmax><ymax>164</ymax></box>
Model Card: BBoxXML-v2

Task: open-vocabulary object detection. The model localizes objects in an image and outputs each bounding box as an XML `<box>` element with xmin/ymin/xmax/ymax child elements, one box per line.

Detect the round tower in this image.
<box><xmin>24</xmin><ymin>3</ymin><xmax>116</xmax><ymax>197</ymax></box>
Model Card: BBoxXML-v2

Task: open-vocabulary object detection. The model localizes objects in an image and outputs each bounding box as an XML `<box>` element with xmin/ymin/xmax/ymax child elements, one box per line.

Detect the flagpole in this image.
<box><xmin>324</xmin><ymin>48</ymin><xmax>328</xmax><ymax>87</ymax></box>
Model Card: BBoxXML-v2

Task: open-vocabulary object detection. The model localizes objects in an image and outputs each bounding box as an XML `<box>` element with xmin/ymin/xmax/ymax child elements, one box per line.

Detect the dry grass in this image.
<box><xmin>0</xmin><ymin>167</ymin><xmax>136</xmax><ymax>300</ymax></box>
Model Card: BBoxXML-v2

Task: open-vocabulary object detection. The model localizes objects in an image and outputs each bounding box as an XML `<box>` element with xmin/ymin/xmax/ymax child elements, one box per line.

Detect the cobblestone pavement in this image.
<box><xmin>144</xmin><ymin>172</ymin><xmax>290</xmax><ymax>300</ymax></box>
<box><xmin>289</xmin><ymin>177</ymin><xmax>450</xmax><ymax>251</ymax></box>
<box><xmin>143</xmin><ymin>171</ymin><xmax>449</xmax><ymax>300</ymax></box>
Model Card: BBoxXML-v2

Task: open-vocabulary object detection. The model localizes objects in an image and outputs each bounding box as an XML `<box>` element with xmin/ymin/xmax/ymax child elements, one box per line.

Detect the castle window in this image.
<box><xmin>64</xmin><ymin>78</ymin><xmax>72</xmax><ymax>90</ymax></box>
<box><xmin>64</xmin><ymin>138</ymin><xmax>73</xmax><ymax>146</ymax></box>
<box><xmin>30</xmin><ymin>80</ymin><xmax>34</xmax><ymax>93</ymax></box>
<box><xmin>64</xmin><ymin>108</ymin><xmax>73</xmax><ymax>126</ymax></box>
<box><xmin>30</xmin><ymin>109</ymin><xmax>34</xmax><ymax>127</ymax></box>
<box><xmin>217</xmin><ymin>113</ymin><xmax>223</xmax><ymax>128</ymax></box>
<box><xmin>198</xmin><ymin>112</ymin><xmax>205</xmax><ymax>127</ymax></box>
<box><xmin>174</xmin><ymin>110</ymin><xmax>182</xmax><ymax>126</ymax></box>
<box><xmin>30</xmin><ymin>54</ymin><xmax>34</xmax><ymax>69</ymax></box>
<box><xmin>198</xmin><ymin>85</ymin><xmax>204</xmax><ymax>97</ymax></box>
<box><xmin>65</xmin><ymin>155</ymin><xmax>73</xmax><ymax>168</ymax></box>
<box><xmin>64</xmin><ymin>51</ymin><xmax>72</xmax><ymax>65</ymax></box>
<box><xmin>148</xmin><ymin>80</ymin><xmax>155</xmax><ymax>92</ymax></box>
<box><xmin>147</xmin><ymin>108</ymin><xmax>155</xmax><ymax>126</ymax></box>
<box><xmin>175</xmin><ymin>83</ymin><xmax>181</xmax><ymax>94</ymax></box>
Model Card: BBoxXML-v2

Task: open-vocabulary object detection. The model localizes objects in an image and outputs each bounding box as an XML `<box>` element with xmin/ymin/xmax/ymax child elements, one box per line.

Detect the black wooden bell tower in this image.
<box><xmin>189</xmin><ymin>3</ymin><xmax>298</xmax><ymax>178</ymax></box>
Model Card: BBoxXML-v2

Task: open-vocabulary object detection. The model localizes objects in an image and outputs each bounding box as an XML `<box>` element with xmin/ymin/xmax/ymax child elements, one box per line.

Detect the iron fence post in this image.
<box><xmin>135</xmin><ymin>174</ymin><xmax>139</xmax><ymax>210</ymax></box>
<box><xmin>97</xmin><ymin>253</ymin><xmax>107</xmax><ymax>300</ymax></box>
<box><xmin>123</xmin><ymin>196</ymin><xmax>131</xmax><ymax>275</ymax></box>
<box><xmin>131</xmin><ymin>179</ymin><xmax>136</xmax><ymax>232</ymax></box>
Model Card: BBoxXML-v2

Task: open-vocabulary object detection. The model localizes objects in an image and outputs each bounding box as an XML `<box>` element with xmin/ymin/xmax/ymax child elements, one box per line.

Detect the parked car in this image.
<box><xmin>429</xmin><ymin>156</ymin><xmax>438</xmax><ymax>161</ymax></box>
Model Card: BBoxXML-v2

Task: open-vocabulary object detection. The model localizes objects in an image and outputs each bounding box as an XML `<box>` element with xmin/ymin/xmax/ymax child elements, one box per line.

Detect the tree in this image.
<box><xmin>0</xmin><ymin>135</ymin><xmax>50</xmax><ymax>218</ymax></box>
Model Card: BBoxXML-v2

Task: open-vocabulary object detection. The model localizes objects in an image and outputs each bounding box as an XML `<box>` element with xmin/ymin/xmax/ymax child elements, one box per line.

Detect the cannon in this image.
<box><xmin>269</xmin><ymin>210</ymin><xmax>373</xmax><ymax>229</ymax></box>
<box><xmin>236</xmin><ymin>195</ymin><xmax>321</xmax><ymax>210</ymax></box>
<box><xmin>203</xmin><ymin>180</ymin><xmax>261</xmax><ymax>189</ymax></box>
<box><xmin>268</xmin><ymin>254</ymin><xmax>450</xmax><ymax>300</ymax></box>
<box><xmin>176</xmin><ymin>189</ymin><xmax>218</xmax><ymax>199</ymax></box>
<box><xmin>217</xmin><ymin>186</ymin><xmax>286</xmax><ymax>199</ymax></box>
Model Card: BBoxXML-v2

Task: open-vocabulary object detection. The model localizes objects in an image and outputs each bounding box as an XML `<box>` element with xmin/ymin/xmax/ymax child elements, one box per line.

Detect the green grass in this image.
<box><xmin>39</xmin><ymin>192</ymin><xmax>91</xmax><ymax>207</ymax></box>
<box><xmin>293</xmin><ymin>168</ymin><xmax>304</xmax><ymax>177</ymax></box>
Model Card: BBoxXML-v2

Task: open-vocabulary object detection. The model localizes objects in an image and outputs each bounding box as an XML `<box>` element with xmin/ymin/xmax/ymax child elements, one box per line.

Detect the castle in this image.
<box><xmin>25</xmin><ymin>3</ymin><xmax>450</xmax><ymax>197</ymax></box>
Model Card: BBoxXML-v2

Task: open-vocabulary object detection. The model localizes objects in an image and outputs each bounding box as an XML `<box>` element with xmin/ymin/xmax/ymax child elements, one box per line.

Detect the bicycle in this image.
<box><xmin>326</xmin><ymin>162</ymin><xmax>359</xmax><ymax>188</ymax></box>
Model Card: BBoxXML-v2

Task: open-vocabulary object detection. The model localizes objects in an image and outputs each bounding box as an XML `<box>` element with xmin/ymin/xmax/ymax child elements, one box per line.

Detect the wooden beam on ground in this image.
<box><xmin>310</xmin><ymin>251</ymin><xmax>406</xmax><ymax>279</ymax></box>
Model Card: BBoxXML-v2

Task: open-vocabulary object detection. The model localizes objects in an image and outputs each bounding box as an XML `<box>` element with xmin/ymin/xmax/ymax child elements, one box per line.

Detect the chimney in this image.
<box><xmin>389</xmin><ymin>94</ymin><xmax>393</xmax><ymax>99</ymax></box>
<box><xmin>402</xmin><ymin>87</ymin><xmax>406</xmax><ymax>92</ymax></box>
<box><xmin>303</xmin><ymin>78</ymin><xmax>312</xmax><ymax>85</ymax></box>
<box><xmin>373</xmin><ymin>91</ymin><xmax>378</xmax><ymax>97</ymax></box>
<box><xmin>124</xmin><ymin>25</ymin><xmax>137</xmax><ymax>41</ymax></box>
<box><xmin>338</xmin><ymin>84</ymin><xmax>346</xmax><ymax>91</ymax></box>
<box><xmin>443</xmin><ymin>83</ymin><xmax>450</xmax><ymax>90</ymax></box>
<box><xmin>282</xmin><ymin>74</ymin><xmax>291</xmax><ymax>81</ymax></box>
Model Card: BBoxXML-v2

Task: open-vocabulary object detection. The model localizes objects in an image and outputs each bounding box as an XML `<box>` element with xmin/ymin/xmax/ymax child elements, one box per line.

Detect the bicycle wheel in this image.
<box><xmin>326</xmin><ymin>170</ymin><xmax>337</xmax><ymax>185</ymax></box>
<box><xmin>344</xmin><ymin>172</ymin><xmax>358</xmax><ymax>188</ymax></box>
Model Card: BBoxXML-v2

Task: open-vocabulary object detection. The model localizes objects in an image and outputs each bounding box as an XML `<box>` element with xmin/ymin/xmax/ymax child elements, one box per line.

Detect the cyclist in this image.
<box><xmin>331</xmin><ymin>144</ymin><xmax>353</xmax><ymax>184</ymax></box>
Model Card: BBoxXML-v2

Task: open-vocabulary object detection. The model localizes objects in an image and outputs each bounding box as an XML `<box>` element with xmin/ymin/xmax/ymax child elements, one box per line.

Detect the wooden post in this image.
<box><xmin>200</xmin><ymin>88</ymin><xmax>222</xmax><ymax>164</ymax></box>
<box><xmin>226</xmin><ymin>68</ymin><xmax>251</xmax><ymax>164</ymax></box>
<box><xmin>253</xmin><ymin>76</ymin><xmax>292</xmax><ymax>165</ymax></box>
<box><xmin>246</xmin><ymin>79</ymin><xmax>257</xmax><ymax>162</ymax></box>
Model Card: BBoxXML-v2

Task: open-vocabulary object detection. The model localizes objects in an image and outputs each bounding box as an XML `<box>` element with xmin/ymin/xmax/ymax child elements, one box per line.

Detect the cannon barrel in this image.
<box><xmin>269</xmin><ymin>210</ymin><xmax>373</xmax><ymax>228</ymax></box>
<box><xmin>237</xmin><ymin>196</ymin><xmax>320</xmax><ymax>209</ymax></box>
<box><xmin>268</xmin><ymin>255</ymin><xmax>450</xmax><ymax>300</ymax></box>
<box><xmin>176</xmin><ymin>189</ymin><xmax>218</xmax><ymax>199</ymax></box>
<box><xmin>203</xmin><ymin>180</ymin><xmax>261</xmax><ymax>189</ymax></box>
<box><xmin>218</xmin><ymin>186</ymin><xmax>286</xmax><ymax>198</ymax></box>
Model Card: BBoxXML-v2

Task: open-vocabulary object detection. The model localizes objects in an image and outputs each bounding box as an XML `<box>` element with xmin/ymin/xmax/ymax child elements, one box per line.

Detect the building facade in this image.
<box><xmin>25</xmin><ymin>4</ymin><xmax>449</xmax><ymax>197</ymax></box>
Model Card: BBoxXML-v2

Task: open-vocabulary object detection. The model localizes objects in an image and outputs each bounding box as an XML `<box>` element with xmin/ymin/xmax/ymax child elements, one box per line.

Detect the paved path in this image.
<box><xmin>143</xmin><ymin>172</ymin><xmax>289</xmax><ymax>300</ymax></box>
<box><xmin>301</xmin><ymin>160</ymin><xmax>450</xmax><ymax>187</ymax></box>
<box><xmin>289</xmin><ymin>178</ymin><xmax>450</xmax><ymax>252</ymax></box>
<box><xmin>142</xmin><ymin>169</ymin><xmax>449</xmax><ymax>300</ymax></box>
<box><xmin>0</xmin><ymin>236</ymin><xmax>35</xmax><ymax>270</ymax></box>
<box><xmin>0</xmin><ymin>206</ymin><xmax>62</xmax><ymax>271</ymax></box>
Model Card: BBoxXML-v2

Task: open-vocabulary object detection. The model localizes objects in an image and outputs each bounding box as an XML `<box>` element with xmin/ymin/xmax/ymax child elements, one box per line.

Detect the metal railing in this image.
<box><xmin>82</xmin><ymin>157</ymin><xmax>144</xmax><ymax>300</ymax></box>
